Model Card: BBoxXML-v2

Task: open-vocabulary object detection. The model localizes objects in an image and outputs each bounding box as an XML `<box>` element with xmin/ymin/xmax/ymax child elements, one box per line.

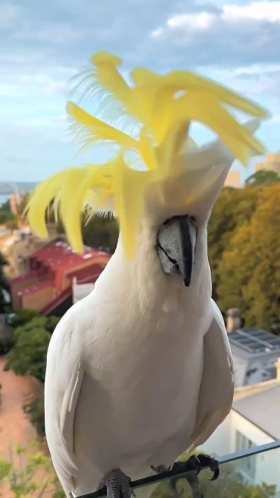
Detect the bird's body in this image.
<box><xmin>27</xmin><ymin>51</ymin><xmax>268</xmax><ymax>498</ymax></box>
<box><xmin>45</xmin><ymin>229</ymin><xmax>233</xmax><ymax>497</ymax></box>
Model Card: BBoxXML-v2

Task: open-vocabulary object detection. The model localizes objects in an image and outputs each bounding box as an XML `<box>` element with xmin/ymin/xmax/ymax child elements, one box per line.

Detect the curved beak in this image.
<box><xmin>157</xmin><ymin>215</ymin><xmax>196</xmax><ymax>287</ymax></box>
<box><xmin>178</xmin><ymin>216</ymin><xmax>194</xmax><ymax>286</ymax></box>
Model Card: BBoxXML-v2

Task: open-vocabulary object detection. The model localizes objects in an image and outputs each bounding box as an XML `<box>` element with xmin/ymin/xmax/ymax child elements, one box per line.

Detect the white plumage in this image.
<box><xmin>44</xmin><ymin>140</ymin><xmax>236</xmax><ymax>497</ymax></box>
<box><xmin>27</xmin><ymin>52</ymin><xmax>267</xmax><ymax>497</ymax></box>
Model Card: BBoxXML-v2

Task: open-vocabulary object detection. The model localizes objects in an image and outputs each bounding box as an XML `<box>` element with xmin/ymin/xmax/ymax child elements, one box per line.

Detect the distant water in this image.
<box><xmin>0</xmin><ymin>194</ymin><xmax>9</xmax><ymax>206</ymax></box>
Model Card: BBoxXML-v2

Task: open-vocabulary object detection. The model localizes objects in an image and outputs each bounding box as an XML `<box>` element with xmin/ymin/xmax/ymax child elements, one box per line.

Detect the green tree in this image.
<box><xmin>82</xmin><ymin>214</ymin><xmax>118</xmax><ymax>253</ymax></box>
<box><xmin>150</xmin><ymin>463</ymin><xmax>276</xmax><ymax>498</ymax></box>
<box><xmin>246</xmin><ymin>169</ymin><xmax>279</xmax><ymax>186</ymax></box>
<box><xmin>7</xmin><ymin>309</ymin><xmax>41</xmax><ymax>327</ymax></box>
<box><xmin>5</xmin><ymin>315</ymin><xmax>60</xmax><ymax>436</ymax></box>
<box><xmin>5</xmin><ymin>318</ymin><xmax>52</xmax><ymax>382</ymax></box>
<box><xmin>216</xmin><ymin>183</ymin><xmax>280</xmax><ymax>329</ymax></box>
<box><xmin>208</xmin><ymin>186</ymin><xmax>259</xmax><ymax>297</ymax></box>
<box><xmin>0</xmin><ymin>251</ymin><xmax>10</xmax><ymax>313</ymax></box>
<box><xmin>23</xmin><ymin>396</ymin><xmax>45</xmax><ymax>437</ymax></box>
<box><xmin>0</xmin><ymin>200</ymin><xmax>17</xmax><ymax>225</ymax></box>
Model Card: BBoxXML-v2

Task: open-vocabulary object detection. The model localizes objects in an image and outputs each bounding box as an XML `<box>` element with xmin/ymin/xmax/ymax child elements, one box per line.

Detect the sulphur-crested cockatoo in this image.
<box><xmin>28</xmin><ymin>52</ymin><xmax>268</xmax><ymax>498</ymax></box>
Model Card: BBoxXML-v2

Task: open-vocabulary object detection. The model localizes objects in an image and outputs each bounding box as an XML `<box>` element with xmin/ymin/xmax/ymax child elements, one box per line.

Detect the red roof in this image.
<box><xmin>10</xmin><ymin>239</ymin><xmax>111</xmax><ymax>311</ymax></box>
<box><xmin>32</xmin><ymin>240</ymin><xmax>108</xmax><ymax>270</ymax></box>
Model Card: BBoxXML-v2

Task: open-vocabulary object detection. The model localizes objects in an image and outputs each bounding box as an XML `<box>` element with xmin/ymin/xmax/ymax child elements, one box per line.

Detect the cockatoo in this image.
<box><xmin>27</xmin><ymin>53</ymin><xmax>268</xmax><ymax>498</ymax></box>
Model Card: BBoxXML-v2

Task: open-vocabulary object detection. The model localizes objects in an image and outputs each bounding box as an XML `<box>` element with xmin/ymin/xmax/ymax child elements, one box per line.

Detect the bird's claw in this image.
<box><xmin>171</xmin><ymin>454</ymin><xmax>219</xmax><ymax>480</ymax></box>
<box><xmin>195</xmin><ymin>454</ymin><xmax>219</xmax><ymax>481</ymax></box>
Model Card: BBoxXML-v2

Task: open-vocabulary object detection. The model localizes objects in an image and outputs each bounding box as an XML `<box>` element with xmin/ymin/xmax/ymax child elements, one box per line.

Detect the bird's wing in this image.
<box><xmin>190</xmin><ymin>299</ymin><xmax>234</xmax><ymax>447</ymax></box>
<box><xmin>44</xmin><ymin>307</ymin><xmax>86</xmax><ymax>493</ymax></box>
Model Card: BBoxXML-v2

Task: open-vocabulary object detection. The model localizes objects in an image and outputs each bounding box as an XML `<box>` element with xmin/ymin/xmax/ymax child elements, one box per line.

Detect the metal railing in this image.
<box><xmin>78</xmin><ymin>440</ymin><xmax>280</xmax><ymax>498</ymax></box>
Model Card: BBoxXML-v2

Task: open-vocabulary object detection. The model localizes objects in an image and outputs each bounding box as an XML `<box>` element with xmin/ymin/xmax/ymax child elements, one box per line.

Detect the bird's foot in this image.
<box><xmin>100</xmin><ymin>469</ymin><xmax>132</xmax><ymax>498</ymax></box>
<box><xmin>172</xmin><ymin>454</ymin><xmax>219</xmax><ymax>481</ymax></box>
<box><xmin>170</xmin><ymin>454</ymin><xmax>219</xmax><ymax>498</ymax></box>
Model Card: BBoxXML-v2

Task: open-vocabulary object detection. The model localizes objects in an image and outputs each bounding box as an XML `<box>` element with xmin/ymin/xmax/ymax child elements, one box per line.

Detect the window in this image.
<box><xmin>235</xmin><ymin>431</ymin><xmax>256</xmax><ymax>480</ymax></box>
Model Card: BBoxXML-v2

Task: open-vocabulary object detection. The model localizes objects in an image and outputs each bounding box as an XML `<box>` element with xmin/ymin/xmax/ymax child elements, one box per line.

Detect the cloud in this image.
<box><xmin>150</xmin><ymin>1</ymin><xmax>280</xmax><ymax>66</ymax></box>
<box><xmin>0</xmin><ymin>0</ymin><xmax>279</xmax><ymax>181</ymax></box>
<box><xmin>222</xmin><ymin>2</ymin><xmax>280</xmax><ymax>22</ymax></box>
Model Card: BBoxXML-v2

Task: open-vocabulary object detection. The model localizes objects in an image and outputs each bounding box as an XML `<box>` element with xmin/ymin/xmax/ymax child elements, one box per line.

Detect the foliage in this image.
<box><xmin>208</xmin><ymin>183</ymin><xmax>280</xmax><ymax>330</ymax></box>
<box><xmin>216</xmin><ymin>184</ymin><xmax>280</xmax><ymax>329</ymax></box>
<box><xmin>5</xmin><ymin>315</ymin><xmax>59</xmax><ymax>383</ymax></box>
<box><xmin>0</xmin><ymin>444</ymin><xmax>64</xmax><ymax>498</ymax></box>
<box><xmin>245</xmin><ymin>169</ymin><xmax>280</xmax><ymax>186</ymax></box>
<box><xmin>150</xmin><ymin>463</ymin><xmax>276</xmax><ymax>498</ymax></box>
<box><xmin>0</xmin><ymin>325</ymin><xmax>14</xmax><ymax>354</ymax></box>
<box><xmin>0</xmin><ymin>200</ymin><xmax>17</xmax><ymax>226</ymax></box>
<box><xmin>7</xmin><ymin>309</ymin><xmax>41</xmax><ymax>327</ymax></box>
<box><xmin>23</xmin><ymin>395</ymin><xmax>45</xmax><ymax>437</ymax></box>
<box><xmin>5</xmin><ymin>314</ymin><xmax>59</xmax><ymax>436</ymax></box>
<box><xmin>5</xmin><ymin>319</ymin><xmax>51</xmax><ymax>382</ymax></box>
<box><xmin>82</xmin><ymin>214</ymin><xmax>118</xmax><ymax>253</ymax></box>
<box><xmin>0</xmin><ymin>251</ymin><xmax>11</xmax><ymax>313</ymax></box>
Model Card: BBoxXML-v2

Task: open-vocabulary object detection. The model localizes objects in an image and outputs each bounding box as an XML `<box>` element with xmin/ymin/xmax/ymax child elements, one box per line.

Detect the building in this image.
<box><xmin>72</xmin><ymin>278</ymin><xmax>95</xmax><ymax>304</ymax></box>
<box><xmin>256</xmin><ymin>153</ymin><xmax>280</xmax><ymax>174</ymax></box>
<box><xmin>9</xmin><ymin>239</ymin><xmax>110</xmax><ymax>315</ymax></box>
<box><xmin>228</xmin><ymin>328</ymin><xmax>280</xmax><ymax>386</ymax></box>
<box><xmin>225</xmin><ymin>170</ymin><xmax>242</xmax><ymax>188</ymax></box>
<box><xmin>201</xmin><ymin>361</ymin><xmax>280</xmax><ymax>487</ymax></box>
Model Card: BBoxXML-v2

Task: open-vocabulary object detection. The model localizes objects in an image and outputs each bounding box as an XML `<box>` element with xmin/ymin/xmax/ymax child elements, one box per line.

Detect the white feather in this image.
<box><xmin>44</xmin><ymin>138</ymin><xmax>238</xmax><ymax>497</ymax></box>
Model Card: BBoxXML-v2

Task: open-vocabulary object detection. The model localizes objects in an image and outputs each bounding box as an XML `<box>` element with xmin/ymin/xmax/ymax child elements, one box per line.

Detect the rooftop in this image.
<box><xmin>234</xmin><ymin>384</ymin><xmax>280</xmax><ymax>440</ymax></box>
<box><xmin>32</xmin><ymin>240</ymin><xmax>108</xmax><ymax>271</ymax></box>
<box><xmin>229</xmin><ymin>328</ymin><xmax>280</xmax><ymax>355</ymax></box>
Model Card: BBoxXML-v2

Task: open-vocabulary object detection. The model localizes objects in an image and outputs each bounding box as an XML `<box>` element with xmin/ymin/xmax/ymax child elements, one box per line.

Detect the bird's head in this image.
<box><xmin>27</xmin><ymin>52</ymin><xmax>268</xmax><ymax>289</ymax></box>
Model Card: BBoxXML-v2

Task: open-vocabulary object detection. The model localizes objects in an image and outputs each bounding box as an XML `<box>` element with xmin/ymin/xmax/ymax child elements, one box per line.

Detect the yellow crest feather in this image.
<box><xmin>28</xmin><ymin>51</ymin><xmax>269</xmax><ymax>258</ymax></box>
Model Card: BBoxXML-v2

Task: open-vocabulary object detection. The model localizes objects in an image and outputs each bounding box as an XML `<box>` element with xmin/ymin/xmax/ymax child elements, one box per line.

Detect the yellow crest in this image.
<box><xmin>27</xmin><ymin>51</ymin><xmax>269</xmax><ymax>258</ymax></box>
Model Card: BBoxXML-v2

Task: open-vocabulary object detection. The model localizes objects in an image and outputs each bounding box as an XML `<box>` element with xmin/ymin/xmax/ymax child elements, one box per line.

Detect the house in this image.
<box><xmin>228</xmin><ymin>328</ymin><xmax>280</xmax><ymax>386</ymax></box>
<box><xmin>225</xmin><ymin>170</ymin><xmax>241</xmax><ymax>188</ymax></box>
<box><xmin>9</xmin><ymin>239</ymin><xmax>110</xmax><ymax>315</ymax></box>
<box><xmin>201</xmin><ymin>359</ymin><xmax>280</xmax><ymax>488</ymax></box>
<box><xmin>72</xmin><ymin>277</ymin><xmax>95</xmax><ymax>304</ymax></box>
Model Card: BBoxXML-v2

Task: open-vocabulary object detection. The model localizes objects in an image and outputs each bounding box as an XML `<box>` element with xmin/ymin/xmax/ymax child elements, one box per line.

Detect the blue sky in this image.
<box><xmin>1</xmin><ymin>0</ymin><xmax>280</xmax><ymax>182</ymax></box>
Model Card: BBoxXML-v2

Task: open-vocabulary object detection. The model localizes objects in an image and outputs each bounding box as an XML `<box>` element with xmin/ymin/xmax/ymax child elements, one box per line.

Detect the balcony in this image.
<box><xmin>78</xmin><ymin>441</ymin><xmax>280</xmax><ymax>498</ymax></box>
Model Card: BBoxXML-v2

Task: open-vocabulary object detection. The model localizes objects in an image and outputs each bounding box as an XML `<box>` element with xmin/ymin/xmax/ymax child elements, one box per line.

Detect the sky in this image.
<box><xmin>0</xmin><ymin>0</ymin><xmax>280</xmax><ymax>182</ymax></box>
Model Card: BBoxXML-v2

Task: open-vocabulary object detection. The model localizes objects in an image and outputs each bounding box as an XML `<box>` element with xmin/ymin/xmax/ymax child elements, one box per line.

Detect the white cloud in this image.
<box><xmin>222</xmin><ymin>2</ymin><xmax>280</xmax><ymax>23</ymax></box>
<box><xmin>167</xmin><ymin>12</ymin><xmax>216</xmax><ymax>30</ymax></box>
<box><xmin>151</xmin><ymin>1</ymin><xmax>280</xmax><ymax>40</ymax></box>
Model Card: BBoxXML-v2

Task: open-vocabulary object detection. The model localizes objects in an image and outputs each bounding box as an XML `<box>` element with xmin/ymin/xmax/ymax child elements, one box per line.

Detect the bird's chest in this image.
<box><xmin>85</xmin><ymin>309</ymin><xmax>205</xmax><ymax>446</ymax></box>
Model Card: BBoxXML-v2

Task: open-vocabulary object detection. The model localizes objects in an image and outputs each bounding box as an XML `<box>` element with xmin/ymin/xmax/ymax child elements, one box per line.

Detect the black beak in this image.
<box><xmin>157</xmin><ymin>214</ymin><xmax>196</xmax><ymax>287</ymax></box>
<box><xmin>178</xmin><ymin>216</ymin><xmax>193</xmax><ymax>287</ymax></box>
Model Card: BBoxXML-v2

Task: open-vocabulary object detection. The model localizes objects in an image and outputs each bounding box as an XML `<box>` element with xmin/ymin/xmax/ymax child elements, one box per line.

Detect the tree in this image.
<box><xmin>7</xmin><ymin>309</ymin><xmax>41</xmax><ymax>327</ymax></box>
<box><xmin>0</xmin><ymin>251</ymin><xmax>11</xmax><ymax>313</ymax></box>
<box><xmin>82</xmin><ymin>214</ymin><xmax>119</xmax><ymax>253</ymax></box>
<box><xmin>208</xmin><ymin>186</ymin><xmax>259</xmax><ymax>298</ymax></box>
<box><xmin>245</xmin><ymin>170</ymin><xmax>279</xmax><ymax>186</ymax></box>
<box><xmin>216</xmin><ymin>183</ymin><xmax>280</xmax><ymax>329</ymax></box>
<box><xmin>0</xmin><ymin>200</ymin><xmax>16</xmax><ymax>225</ymax></box>
<box><xmin>150</xmin><ymin>462</ymin><xmax>276</xmax><ymax>498</ymax></box>
<box><xmin>5</xmin><ymin>315</ymin><xmax>60</xmax><ymax>382</ymax></box>
<box><xmin>23</xmin><ymin>396</ymin><xmax>45</xmax><ymax>437</ymax></box>
<box><xmin>5</xmin><ymin>317</ymin><xmax>52</xmax><ymax>382</ymax></box>
<box><xmin>5</xmin><ymin>315</ymin><xmax>60</xmax><ymax>436</ymax></box>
